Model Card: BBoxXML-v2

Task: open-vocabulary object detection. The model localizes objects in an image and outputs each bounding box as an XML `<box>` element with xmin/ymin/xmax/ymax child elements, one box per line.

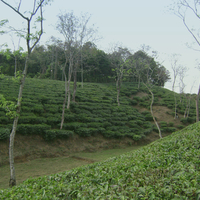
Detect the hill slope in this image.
<box><xmin>0</xmin><ymin>78</ymin><xmax>198</xmax><ymax>164</ymax></box>
<box><xmin>1</xmin><ymin>122</ymin><xmax>200</xmax><ymax>199</ymax></box>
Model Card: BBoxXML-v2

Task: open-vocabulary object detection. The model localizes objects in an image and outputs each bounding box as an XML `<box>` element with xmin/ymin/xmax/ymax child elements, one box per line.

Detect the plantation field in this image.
<box><xmin>1</xmin><ymin>122</ymin><xmax>200</xmax><ymax>199</ymax></box>
<box><xmin>0</xmin><ymin>77</ymin><xmax>196</xmax><ymax>142</ymax></box>
<box><xmin>0</xmin><ymin>77</ymin><xmax>198</xmax><ymax>167</ymax></box>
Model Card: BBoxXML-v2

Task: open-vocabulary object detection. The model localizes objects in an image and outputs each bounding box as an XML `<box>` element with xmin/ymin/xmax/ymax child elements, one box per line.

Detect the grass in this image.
<box><xmin>0</xmin><ymin>145</ymin><xmax>142</xmax><ymax>189</ymax></box>
<box><xmin>1</xmin><ymin>122</ymin><xmax>200</xmax><ymax>199</ymax></box>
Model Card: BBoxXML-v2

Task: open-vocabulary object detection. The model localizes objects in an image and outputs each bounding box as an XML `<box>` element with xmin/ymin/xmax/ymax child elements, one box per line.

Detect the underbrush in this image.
<box><xmin>1</xmin><ymin>122</ymin><xmax>200</xmax><ymax>199</ymax></box>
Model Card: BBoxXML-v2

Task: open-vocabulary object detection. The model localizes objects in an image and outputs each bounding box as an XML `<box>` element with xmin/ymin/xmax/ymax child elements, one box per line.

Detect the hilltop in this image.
<box><xmin>0</xmin><ymin>121</ymin><xmax>200</xmax><ymax>199</ymax></box>
<box><xmin>0</xmin><ymin>78</ymin><xmax>198</xmax><ymax>165</ymax></box>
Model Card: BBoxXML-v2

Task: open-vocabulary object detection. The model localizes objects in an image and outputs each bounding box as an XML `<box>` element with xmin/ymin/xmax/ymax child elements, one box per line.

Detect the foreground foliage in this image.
<box><xmin>1</xmin><ymin>122</ymin><xmax>200</xmax><ymax>199</ymax></box>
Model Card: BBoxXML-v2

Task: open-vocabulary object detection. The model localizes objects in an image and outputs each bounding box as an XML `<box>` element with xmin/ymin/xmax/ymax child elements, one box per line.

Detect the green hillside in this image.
<box><xmin>0</xmin><ymin>77</ymin><xmax>197</xmax><ymax>143</ymax></box>
<box><xmin>0</xmin><ymin>122</ymin><xmax>200</xmax><ymax>199</ymax></box>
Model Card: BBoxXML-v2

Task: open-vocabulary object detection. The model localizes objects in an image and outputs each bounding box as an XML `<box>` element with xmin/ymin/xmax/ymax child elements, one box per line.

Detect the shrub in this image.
<box><xmin>87</xmin><ymin>122</ymin><xmax>103</xmax><ymax>128</ymax></box>
<box><xmin>76</xmin><ymin>127</ymin><xmax>97</xmax><ymax>137</ymax></box>
<box><xmin>177</xmin><ymin>125</ymin><xmax>185</xmax><ymax>129</ymax></box>
<box><xmin>17</xmin><ymin>124</ymin><xmax>51</xmax><ymax>137</ymax></box>
<box><xmin>129</xmin><ymin>99</ymin><xmax>137</xmax><ymax>105</ymax></box>
<box><xmin>44</xmin><ymin>130</ymin><xmax>56</xmax><ymax>141</ymax></box>
<box><xmin>168</xmin><ymin>122</ymin><xmax>174</xmax><ymax>127</ymax></box>
<box><xmin>132</xmin><ymin>134</ymin><xmax>143</xmax><ymax>141</ymax></box>
<box><xmin>187</xmin><ymin>117</ymin><xmax>195</xmax><ymax>123</ymax></box>
<box><xmin>33</xmin><ymin>105</ymin><xmax>44</xmax><ymax>114</ymax></box>
<box><xmin>0</xmin><ymin>116</ymin><xmax>11</xmax><ymax>124</ymax></box>
<box><xmin>111</xmin><ymin>121</ymin><xmax>126</xmax><ymax>126</ymax></box>
<box><xmin>63</xmin><ymin>122</ymin><xmax>87</xmax><ymax>131</ymax></box>
<box><xmin>144</xmin><ymin>114</ymin><xmax>153</xmax><ymax>121</ymax></box>
<box><xmin>0</xmin><ymin>128</ymin><xmax>10</xmax><ymax>140</ymax></box>
<box><xmin>103</xmin><ymin>130</ymin><xmax>115</xmax><ymax>138</ymax></box>
<box><xmin>18</xmin><ymin>116</ymin><xmax>47</xmax><ymax>124</ymax></box>
<box><xmin>56</xmin><ymin>130</ymin><xmax>73</xmax><ymax>139</ymax></box>
<box><xmin>180</xmin><ymin>118</ymin><xmax>188</xmax><ymax>124</ymax></box>
<box><xmin>46</xmin><ymin>117</ymin><xmax>60</xmax><ymax>126</ymax></box>
<box><xmin>44</xmin><ymin>130</ymin><xmax>74</xmax><ymax>141</ymax></box>
<box><xmin>167</xmin><ymin>127</ymin><xmax>177</xmax><ymax>133</ymax></box>
<box><xmin>160</xmin><ymin>121</ymin><xmax>167</xmax><ymax>127</ymax></box>
<box><xmin>128</xmin><ymin>121</ymin><xmax>141</xmax><ymax>129</ymax></box>
<box><xmin>102</xmin><ymin>121</ymin><xmax>112</xmax><ymax>128</ymax></box>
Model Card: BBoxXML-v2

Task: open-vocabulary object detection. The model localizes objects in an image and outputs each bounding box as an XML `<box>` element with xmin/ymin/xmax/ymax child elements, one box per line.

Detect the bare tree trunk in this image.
<box><xmin>54</xmin><ymin>47</ymin><xmax>58</xmax><ymax>80</ymax></box>
<box><xmin>174</xmin><ymin>93</ymin><xmax>177</xmax><ymax>119</ymax></box>
<box><xmin>14</xmin><ymin>56</ymin><xmax>17</xmax><ymax>78</ymax></box>
<box><xmin>196</xmin><ymin>85</ymin><xmax>200</xmax><ymax>122</ymax></box>
<box><xmin>138</xmin><ymin>74</ymin><xmax>141</xmax><ymax>89</ymax></box>
<box><xmin>9</xmin><ymin>117</ymin><xmax>18</xmax><ymax>187</ymax></box>
<box><xmin>72</xmin><ymin>70</ymin><xmax>77</xmax><ymax>102</ymax></box>
<box><xmin>116</xmin><ymin>78</ymin><xmax>121</xmax><ymax>106</ymax></box>
<box><xmin>9</xmin><ymin>56</ymin><xmax>29</xmax><ymax>187</ymax></box>
<box><xmin>60</xmin><ymin>64</ymin><xmax>68</xmax><ymax>130</ymax></box>
<box><xmin>67</xmin><ymin>60</ymin><xmax>73</xmax><ymax>109</ymax></box>
<box><xmin>144</xmin><ymin>83</ymin><xmax>162</xmax><ymax>139</ymax></box>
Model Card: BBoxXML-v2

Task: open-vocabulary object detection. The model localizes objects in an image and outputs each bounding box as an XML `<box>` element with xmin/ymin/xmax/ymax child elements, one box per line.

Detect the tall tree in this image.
<box><xmin>170</xmin><ymin>0</ymin><xmax>200</xmax><ymax>121</ymax></box>
<box><xmin>170</xmin><ymin>54</ymin><xmax>181</xmax><ymax>119</ymax></box>
<box><xmin>0</xmin><ymin>0</ymin><xmax>51</xmax><ymax>187</ymax></box>
<box><xmin>109</xmin><ymin>46</ymin><xmax>131</xmax><ymax>106</ymax></box>
<box><xmin>57</xmin><ymin>11</ymin><xmax>97</xmax><ymax>128</ymax></box>
<box><xmin>57</xmin><ymin>11</ymin><xmax>79</xmax><ymax>129</ymax></box>
<box><xmin>139</xmin><ymin>47</ymin><xmax>162</xmax><ymax>139</ymax></box>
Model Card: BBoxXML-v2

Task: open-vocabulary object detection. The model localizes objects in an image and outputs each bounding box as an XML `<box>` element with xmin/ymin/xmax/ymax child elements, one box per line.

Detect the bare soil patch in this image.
<box><xmin>0</xmin><ymin>133</ymin><xmax>151</xmax><ymax>166</ymax></box>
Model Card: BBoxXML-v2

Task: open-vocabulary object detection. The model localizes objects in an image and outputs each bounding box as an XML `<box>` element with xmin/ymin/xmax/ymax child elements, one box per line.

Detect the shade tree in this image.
<box><xmin>0</xmin><ymin>0</ymin><xmax>52</xmax><ymax>187</ymax></box>
<box><xmin>170</xmin><ymin>0</ymin><xmax>200</xmax><ymax>121</ymax></box>
<box><xmin>108</xmin><ymin>46</ymin><xmax>131</xmax><ymax>106</ymax></box>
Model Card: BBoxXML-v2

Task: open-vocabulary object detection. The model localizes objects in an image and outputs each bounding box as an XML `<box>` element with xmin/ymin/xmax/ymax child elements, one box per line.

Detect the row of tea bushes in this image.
<box><xmin>0</xmin><ymin>77</ymin><xmax>198</xmax><ymax>141</ymax></box>
<box><xmin>1</xmin><ymin>122</ymin><xmax>200</xmax><ymax>199</ymax></box>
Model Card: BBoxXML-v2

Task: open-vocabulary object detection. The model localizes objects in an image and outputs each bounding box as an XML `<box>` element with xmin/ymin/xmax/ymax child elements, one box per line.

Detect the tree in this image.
<box><xmin>57</xmin><ymin>11</ymin><xmax>97</xmax><ymax>128</ymax></box>
<box><xmin>170</xmin><ymin>0</ymin><xmax>200</xmax><ymax>121</ymax></box>
<box><xmin>109</xmin><ymin>46</ymin><xmax>131</xmax><ymax>106</ymax></box>
<box><xmin>138</xmin><ymin>47</ymin><xmax>162</xmax><ymax>139</ymax></box>
<box><xmin>57</xmin><ymin>11</ymin><xmax>79</xmax><ymax>129</ymax></box>
<box><xmin>0</xmin><ymin>0</ymin><xmax>51</xmax><ymax>187</ymax></box>
<box><xmin>170</xmin><ymin>54</ymin><xmax>181</xmax><ymax>119</ymax></box>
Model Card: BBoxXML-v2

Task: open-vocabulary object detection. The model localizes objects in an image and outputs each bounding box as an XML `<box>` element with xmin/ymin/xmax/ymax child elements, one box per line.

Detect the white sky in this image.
<box><xmin>0</xmin><ymin>0</ymin><xmax>200</xmax><ymax>94</ymax></box>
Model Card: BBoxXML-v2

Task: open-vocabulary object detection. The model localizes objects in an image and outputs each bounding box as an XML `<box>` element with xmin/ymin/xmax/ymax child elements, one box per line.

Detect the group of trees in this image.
<box><xmin>0</xmin><ymin>42</ymin><xmax>171</xmax><ymax>86</ymax></box>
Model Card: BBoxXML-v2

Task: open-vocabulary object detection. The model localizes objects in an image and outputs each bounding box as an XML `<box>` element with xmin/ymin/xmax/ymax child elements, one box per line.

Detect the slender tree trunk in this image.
<box><xmin>138</xmin><ymin>74</ymin><xmax>141</xmax><ymax>89</ymax></box>
<box><xmin>196</xmin><ymin>85</ymin><xmax>200</xmax><ymax>122</ymax></box>
<box><xmin>14</xmin><ymin>56</ymin><xmax>17</xmax><ymax>78</ymax></box>
<box><xmin>60</xmin><ymin>64</ymin><xmax>68</xmax><ymax>130</ymax></box>
<box><xmin>9</xmin><ymin>56</ymin><xmax>29</xmax><ymax>187</ymax></box>
<box><xmin>67</xmin><ymin>60</ymin><xmax>73</xmax><ymax>109</ymax></box>
<box><xmin>54</xmin><ymin>48</ymin><xmax>58</xmax><ymax>80</ymax></box>
<box><xmin>117</xmin><ymin>78</ymin><xmax>121</xmax><ymax>106</ymax></box>
<box><xmin>9</xmin><ymin>116</ymin><xmax>18</xmax><ymax>187</ymax></box>
<box><xmin>174</xmin><ymin>93</ymin><xmax>177</xmax><ymax>119</ymax></box>
<box><xmin>144</xmin><ymin>83</ymin><xmax>162</xmax><ymax>139</ymax></box>
<box><xmin>72</xmin><ymin>69</ymin><xmax>77</xmax><ymax>102</ymax></box>
<box><xmin>186</xmin><ymin>96</ymin><xmax>191</xmax><ymax>118</ymax></box>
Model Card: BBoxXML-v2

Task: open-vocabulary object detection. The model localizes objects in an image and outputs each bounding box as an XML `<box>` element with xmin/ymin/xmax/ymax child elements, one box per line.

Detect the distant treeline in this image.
<box><xmin>0</xmin><ymin>42</ymin><xmax>170</xmax><ymax>86</ymax></box>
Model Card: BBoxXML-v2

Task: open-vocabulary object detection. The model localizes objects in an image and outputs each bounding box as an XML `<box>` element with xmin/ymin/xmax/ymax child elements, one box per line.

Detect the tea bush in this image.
<box><xmin>17</xmin><ymin>124</ymin><xmax>50</xmax><ymax>137</ymax></box>
<box><xmin>44</xmin><ymin>129</ymin><xmax>74</xmax><ymax>141</ymax></box>
<box><xmin>0</xmin><ymin>128</ymin><xmax>10</xmax><ymax>140</ymax></box>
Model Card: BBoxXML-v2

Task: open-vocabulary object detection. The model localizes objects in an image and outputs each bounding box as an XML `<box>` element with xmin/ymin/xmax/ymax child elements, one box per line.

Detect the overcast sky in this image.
<box><xmin>0</xmin><ymin>0</ymin><xmax>200</xmax><ymax>94</ymax></box>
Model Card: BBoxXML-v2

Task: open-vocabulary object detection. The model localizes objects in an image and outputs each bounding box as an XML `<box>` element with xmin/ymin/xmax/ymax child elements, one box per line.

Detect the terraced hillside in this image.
<box><xmin>0</xmin><ymin>77</ymin><xmax>198</xmax><ymax>164</ymax></box>
<box><xmin>1</xmin><ymin>122</ymin><xmax>200</xmax><ymax>199</ymax></box>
